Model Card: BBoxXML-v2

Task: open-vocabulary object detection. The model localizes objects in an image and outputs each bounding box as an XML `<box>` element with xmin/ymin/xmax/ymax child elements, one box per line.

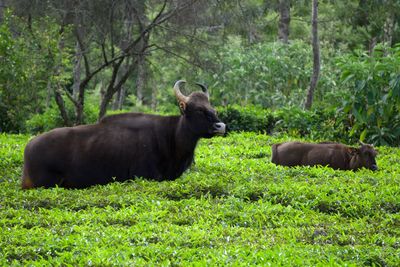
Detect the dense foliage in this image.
<box><xmin>0</xmin><ymin>13</ymin><xmax>67</xmax><ymax>132</ymax></box>
<box><xmin>337</xmin><ymin>44</ymin><xmax>400</xmax><ymax>146</ymax></box>
<box><xmin>0</xmin><ymin>1</ymin><xmax>399</xmax><ymax>146</ymax></box>
<box><xmin>207</xmin><ymin>40</ymin><xmax>340</xmax><ymax>108</ymax></box>
<box><xmin>1</xmin><ymin>133</ymin><xmax>399</xmax><ymax>266</ymax></box>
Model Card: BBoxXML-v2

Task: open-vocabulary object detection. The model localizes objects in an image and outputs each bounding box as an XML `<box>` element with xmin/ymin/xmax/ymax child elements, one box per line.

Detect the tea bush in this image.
<box><xmin>216</xmin><ymin>105</ymin><xmax>277</xmax><ymax>133</ymax></box>
<box><xmin>217</xmin><ymin>105</ymin><xmax>351</xmax><ymax>143</ymax></box>
<box><xmin>0</xmin><ymin>132</ymin><xmax>399</xmax><ymax>266</ymax></box>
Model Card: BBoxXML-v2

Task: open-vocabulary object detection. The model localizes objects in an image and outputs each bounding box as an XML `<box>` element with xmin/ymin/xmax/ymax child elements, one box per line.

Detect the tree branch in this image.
<box><xmin>101</xmin><ymin>42</ymin><xmax>108</xmax><ymax>64</ymax></box>
<box><xmin>75</xmin><ymin>27</ymin><xmax>90</xmax><ymax>78</ymax></box>
<box><xmin>153</xmin><ymin>44</ymin><xmax>203</xmax><ymax>69</ymax></box>
<box><xmin>60</xmin><ymin>86</ymin><xmax>79</xmax><ymax>107</ymax></box>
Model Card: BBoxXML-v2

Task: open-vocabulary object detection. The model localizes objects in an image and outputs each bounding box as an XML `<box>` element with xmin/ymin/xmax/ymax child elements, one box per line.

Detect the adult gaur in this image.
<box><xmin>22</xmin><ymin>80</ymin><xmax>226</xmax><ymax>189</ymax></box>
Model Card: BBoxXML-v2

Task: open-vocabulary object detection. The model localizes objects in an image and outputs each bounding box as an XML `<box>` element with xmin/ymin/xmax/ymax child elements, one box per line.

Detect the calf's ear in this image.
<box><xmin>348</xmin><ymin>147</ymin><xmax>358</xmax><ymax>156</ymax></box>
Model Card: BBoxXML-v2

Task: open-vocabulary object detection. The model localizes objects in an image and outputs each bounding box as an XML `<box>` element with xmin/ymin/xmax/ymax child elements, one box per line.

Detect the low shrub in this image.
<box><xmin>273</xmin><ymin>107</ymin><xmax>351</xmax><ymax>142</ymax></box>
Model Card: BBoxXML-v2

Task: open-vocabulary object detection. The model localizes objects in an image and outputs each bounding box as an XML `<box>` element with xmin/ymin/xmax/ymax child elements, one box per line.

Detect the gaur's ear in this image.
<box><xmin>178</xmin><ymin>101</ymin><xmax>187</xmax><ymax>112</ymax></box>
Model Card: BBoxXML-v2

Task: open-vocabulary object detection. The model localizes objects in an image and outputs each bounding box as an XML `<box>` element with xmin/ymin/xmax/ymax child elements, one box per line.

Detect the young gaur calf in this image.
<box><xmin>271</xmin><ymin>141</ymin><xmax>378</xmax><ymax>171</ymax></box>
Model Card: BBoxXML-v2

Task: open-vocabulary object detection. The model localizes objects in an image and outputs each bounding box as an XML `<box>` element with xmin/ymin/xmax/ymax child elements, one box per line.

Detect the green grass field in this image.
<box><xmin>0</xmin><ymin>132</ymin><xmax>399</xmax><ymax>266</ymax></box>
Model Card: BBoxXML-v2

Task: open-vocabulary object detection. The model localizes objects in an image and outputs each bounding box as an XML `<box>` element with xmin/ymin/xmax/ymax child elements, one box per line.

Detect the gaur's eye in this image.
<box><xmin>204</xmin><ymin>111</ymin><xmax>214</xmax><ymax>121</ymax></box>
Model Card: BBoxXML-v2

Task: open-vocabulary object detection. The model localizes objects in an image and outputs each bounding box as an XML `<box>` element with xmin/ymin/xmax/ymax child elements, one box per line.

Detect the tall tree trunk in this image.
<box><xmin>52</xmin><ymin>24</ymin><xmax>72</xmax><ymax>126</ymax></box>
<box><xmin>135</xmin><ymin>50</ymin><xmax>147</xmax><ymax>106</ymax></box>
<box><xmin>151</xmin><ymin>80</ymin><xmax>157</xmax><ymax>110</ymax></box>
<box><xmin>112</xmin><ymin>12</ymin><xmax>134</xmax><ymax>110</ymax></box>
<box><xmin>305</xmin><ymin>0</ymin><xmax>320</xmax><ymax>110</ymax></box>
<box><xmin>278</xmin><ymin>0</ymin><xmax>290</xmax><ymax>43</ymax></box>
<box><xmin>72</xmin><ymin>41</ymin><xmax>82</xmax><ymax>100</ymax></box>
<box><xmin>112</xmin><ymin>87</ymin><xmax>122</xmax><ymax>110</ymax></box>
<box><xmin>54</xmin><ymin>88</ymin><xmax>70</xmax><ymax>126</ymax></box>
<box><xmin>134</xmin><ymin>1</ymin><xmax>149</xmax><ymax>106</ymax></box>
<box><xmin>117</xmin><ymin>86</ymin><xmax>127</xmax><ymax>110</ymax></box>
<box><xmin>112</xmin><ymin>58</ymin><xmax>130</xmax><ymax>110</ymax></box>
<box><xmin>111</xmin><ymin>66</ymin><xmax>124</xmax><ymax>111</ymax></box>
<box><xmin>383</xmin><ymin>16</ymin><xmax>394</xmax><ymax>47</ymax></box>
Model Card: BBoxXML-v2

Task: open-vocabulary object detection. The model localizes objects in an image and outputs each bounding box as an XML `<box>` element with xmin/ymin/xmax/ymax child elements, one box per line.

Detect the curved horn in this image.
<box><xmin>174</xmin><ymin>80</ymin><xmax>189</xmax><ymax>104</ymax></box>
<box><xmin>195</xmin><ymin>82</ymin><xmax>209</xmax><ymax>99</ymax></box>
<box><xmin>359</xmin><ymin>140</ymin><xmax>366</xmax><ymax>146</ymax></box>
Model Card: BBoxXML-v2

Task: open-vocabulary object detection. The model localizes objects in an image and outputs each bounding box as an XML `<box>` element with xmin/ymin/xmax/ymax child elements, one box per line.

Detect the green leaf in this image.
<box><xmin>359</xmin><ymin>128</ymin><xmax>368</xmax><ymax>142</ymax></box>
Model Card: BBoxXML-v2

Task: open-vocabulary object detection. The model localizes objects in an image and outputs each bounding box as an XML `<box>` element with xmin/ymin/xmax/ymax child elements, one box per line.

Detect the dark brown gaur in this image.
<box><xmin>21</xmin><ymin>80</ymin><xmax>226</xmax><ymax>189</ymax></box>
<box><xmin>271</xmin><ymin>141</ymin><xmax>378</xmax><ymax>171</ymax></box>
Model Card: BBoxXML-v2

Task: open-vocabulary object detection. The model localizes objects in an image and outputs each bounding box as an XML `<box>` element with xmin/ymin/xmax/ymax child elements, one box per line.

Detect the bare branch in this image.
<box><xmin>124</xmin><ymin>0</ymin><xmax>198</xmax><ymax>54</ymax></box>
<box><xmin>153</xmin><ymin>44</ymin><xmax>203</xmax><ymax>69</ymax></box>
<box><xmin>156</xmin><ymin>24</ymin><xmax>209</xmax><ymax>46</ymax></box>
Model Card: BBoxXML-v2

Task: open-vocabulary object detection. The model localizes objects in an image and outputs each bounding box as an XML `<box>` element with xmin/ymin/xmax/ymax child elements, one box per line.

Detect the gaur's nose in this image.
<box><xmin>371</xmin><ymin>164</ymin><xmax>378</xmax><ymax>171</ymax></box>
<box><xmin>213</xmin><ymin>122</ymin><xmax>226</xmax><ymax>135</ymax></box>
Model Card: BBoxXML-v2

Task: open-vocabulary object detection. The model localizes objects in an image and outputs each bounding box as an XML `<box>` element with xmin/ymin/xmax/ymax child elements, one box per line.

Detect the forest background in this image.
<box><xmin>0</xmin><ymin>0</ymin><xmax>400</xmax><ymax>146</ymax></box>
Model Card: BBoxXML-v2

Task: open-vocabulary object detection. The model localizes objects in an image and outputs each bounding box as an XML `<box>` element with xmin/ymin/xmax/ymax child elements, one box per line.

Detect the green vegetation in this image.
<box><xmin>0</xmin><ymin>2</ymin><xmax>399</xmax><ymax>264</ymax></box>
<box><xmin>1</xmin><ymin>133</ymin><xmax>399</xmax><ymax>266</ymax></box>
<box><xmin>337</xmin><ymin>44</ymin><xmax>400</xmax><ymax>146</ymax></box>
<box><xmin>1</xmin><ymin>1</ymin><xmax>400</xmax><ymax>146</ymax></box>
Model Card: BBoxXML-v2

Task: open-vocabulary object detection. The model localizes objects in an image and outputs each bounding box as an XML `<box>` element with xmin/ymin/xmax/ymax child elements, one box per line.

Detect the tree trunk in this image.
<box><xmin>51</xmin><ymin>24</ymin><xmax>73</xmax><ymax>126</ymax></box>
<box><xmin>135</xmin><ymin>51</ymin><xmax>147</xmax><ymax>106</ymax></box>
<box><xmin>112</xmin><ymin>11</ymin><xmax>134</xmax><ymax>111</ymax></box>
<box><xmin>117</xmin><ymin>86</ymin><xmax>127</xmax><ymax>110</ymax></box>
<box><xmin>98</xmin><ymin>58</ymin><xmax>136</xmax><ymax>120</ymax></box>
<box><xmin>305</xmin><ymin>0</ymin><xmax>320</xmax><ymax>110</ymax></box>
<box><xmin>112</xmin><ymin>58</ymin><xmax>130</xmax><ymax>110</ymax></box>
<box><xmin>278</xmin><ymin>0</ymin><xmax>290</xmax><ymax>43</ymax></box>
<box><xmin>112</xmin><ymin>88</ymin><xmax>122</xmax><ymax>110</ymax></box>
<box><xmin>72</xmin><ymin>41</ymin><xmax>82</xmax><ymax>100</ymax></box>
<box><xmin>383</xmin><ymin>16</ymin><xmax>394</xmax><ymax>47</ymax></box>
<box><xmin>54</xmin><ymin>88</ymin><xmax>70</xmax><ymax>126</ymax></box>
<box><xmin>134</xmin><ymin>2</ymin><xmax>149</xmax><ymax>106</ymax></box>
<box><xmin>151</xmin><ymin>81</ymin><xmax>157</xmax><ymax>110</ymax></box>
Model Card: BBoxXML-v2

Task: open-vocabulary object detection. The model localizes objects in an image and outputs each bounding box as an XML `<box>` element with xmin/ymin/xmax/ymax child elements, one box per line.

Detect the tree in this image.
<box><xmin>305</xmin><ymin>0</ymin><xmax>320</xmax><ymax>110</ymax></box>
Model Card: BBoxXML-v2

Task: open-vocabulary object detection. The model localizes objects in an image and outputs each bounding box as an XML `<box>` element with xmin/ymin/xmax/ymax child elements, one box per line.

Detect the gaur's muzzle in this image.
<box><xmin>213</xmin><ymin>122</ymin><xmax>226</xmax><ymax>135</ymax></box>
